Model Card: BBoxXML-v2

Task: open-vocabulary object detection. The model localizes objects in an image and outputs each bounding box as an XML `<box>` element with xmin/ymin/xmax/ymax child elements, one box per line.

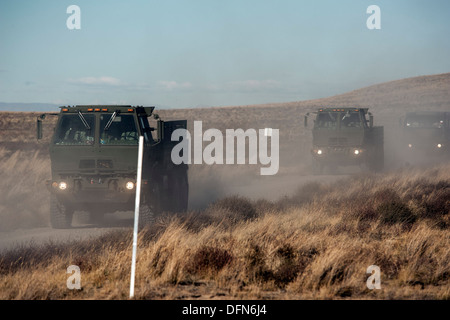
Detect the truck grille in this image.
<box><xmin>329</xmin><ymin>137</ymin><xmax>348</xmax><ymax>146</ymax></box>
<box><xmin>79</xmin><ymin>159</ymin><xmax>95</xmax><ymax>169</ymax></box>
<box><xmin>97</xmin><ymin>159</ymin><xmax>113</xmax><ymax>169</ymax></box>
<box><xmin>79</xmin><ymin>159</ymin><xmax>113</xmax><ymax>169</ymax></box>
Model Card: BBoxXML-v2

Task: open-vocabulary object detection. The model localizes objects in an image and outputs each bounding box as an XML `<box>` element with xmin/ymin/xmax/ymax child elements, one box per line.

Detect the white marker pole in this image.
<box><xmin>130</xmin><ymin>135</ymin><xmax>144</xmax><ymax>298</ymax></box>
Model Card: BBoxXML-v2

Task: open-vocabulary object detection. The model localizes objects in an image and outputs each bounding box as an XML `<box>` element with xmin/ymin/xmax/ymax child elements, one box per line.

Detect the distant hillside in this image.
<box><xmin>1</xmin><ymin>72</ymin><xmax>448</xmax><ymax>114</ymax></box>
<box><xmin>0</xmin><ymin>72</ymin><xmax>449</xmax><ymax>165</ymax></box>
<box><xmin>303</xmin><ymin>72</ymin><xmax>450</xmax><ymax>112</ymax></box>
<box><xmin>214</xmin><ymin>72</ymin><xmax>450</xmax><ymax>111</ymax></box>
<box><xmin>157</xmin><ymin>72</ymin><xmax>450</xmax><ymax>135</ymax></box>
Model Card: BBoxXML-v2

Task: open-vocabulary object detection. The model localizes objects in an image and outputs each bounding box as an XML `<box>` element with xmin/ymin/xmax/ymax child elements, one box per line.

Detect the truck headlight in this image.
<box><xmin>354</xmin><ymin>149</ymin><xmax>360</xmax><ymax>155</ymax></box>
<box><xmin>408</xmin><ymin>144</ymin><xmax>412</xmax><ymax>148</ymax></box>
<box><xmin>437</xmin><ymin>144</ymin><xmax>442</xmax><ymax>148</ymax></box>
<box><xmin>59</xmin><ymin>182</ymin><xmax>68</xmax><ymax>190</ymax></box>
<box><xmin>317</xmin><ymin>149</ymin><xmax>323</xmax><ymax>155</ymax></box>
<box><xmin>126</xmin><ymin>181</ymin><xmax>135</xmax><ymax>190</ymax></box>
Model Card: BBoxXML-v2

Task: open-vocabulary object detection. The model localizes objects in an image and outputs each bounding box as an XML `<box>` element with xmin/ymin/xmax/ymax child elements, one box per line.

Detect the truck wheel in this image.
<box><xmin>368</xmin><ymin>147</ymin><xmax>384</xmax><ymax>173</ymax></box>
<box><xmin>139</xmin><ymin>203</ymin><xmax>154</xmax><ymax>227</ymax></box>
<box><xmin>164</xmin><ymin>170</ymin><xmax>189</xmax><ymax>213</ymax></box>
<box><xmin>50</xmin><ymin>195</ymin><xmax>74</xmax><ymax>229</ymax></box>
<box><xmin>148</xmin><ymin>179</ymin><xmax>163</xmax><ymax>215</ymax></box>
<box><xmin>173</xmin><ymin>171</ymin><xmax>189</xmax><ymax>212</ymax></box>
<box><xmin>376</xmin><ymin>147</ymin><xmax>385</xmax><ymax>172</ymax></box>
<box><xmin>328</xmin><ymin>164</ymin><xmax>338</xmax><ymax>175</ymax></box>
<box><xmin>89</xmin><ymin>212</ymin><xmax>105</xmax><ymax>225</ymax></box>
<box><xmin>312</xmin><ymin>161</ymin><xmax>323</xmax><ymax>175</ymax></box>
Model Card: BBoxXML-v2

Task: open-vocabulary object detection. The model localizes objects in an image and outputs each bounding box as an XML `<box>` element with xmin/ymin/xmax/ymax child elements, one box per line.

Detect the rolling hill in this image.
<box><xmin>1</xmin><ymin>72</ymin><xmax>449</xmax><ymax>143</ymax></box>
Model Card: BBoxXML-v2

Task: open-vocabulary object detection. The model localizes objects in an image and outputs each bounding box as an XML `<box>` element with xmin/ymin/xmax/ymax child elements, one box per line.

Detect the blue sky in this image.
<box><xmin>1</xmin><ymin>0</ymin><xmax>450</xmax><ymax>110</ymax></box>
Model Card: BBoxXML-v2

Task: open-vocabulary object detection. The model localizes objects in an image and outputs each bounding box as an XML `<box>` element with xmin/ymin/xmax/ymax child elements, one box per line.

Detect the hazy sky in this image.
<box><xmin>1</xmin><ymin>0</ymin><xmax>450</xmax><ymax>109</ymax></box>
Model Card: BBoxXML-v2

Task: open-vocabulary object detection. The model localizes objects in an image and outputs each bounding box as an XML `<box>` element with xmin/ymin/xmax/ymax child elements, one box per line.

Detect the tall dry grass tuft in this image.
<box><xmin>0</xmin><ymin>147</ymin><xmax>51</xmax><ymax>231</ymax></box>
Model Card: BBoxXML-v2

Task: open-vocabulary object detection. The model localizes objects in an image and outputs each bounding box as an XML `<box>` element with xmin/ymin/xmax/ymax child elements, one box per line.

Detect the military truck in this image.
<box><xmin>400</xmin><ymin>111</ymin><xmax>450</xmax><ymax>158</ymax></box>
<box><xmin>37</xmin><ymin>105</ymin><xmax>188</xmax><ymax>228</ymax></box>
<box><xmin>304</xmin><ymin>108</ymin><xmax>384</xmax><ymax>174</ymax></box>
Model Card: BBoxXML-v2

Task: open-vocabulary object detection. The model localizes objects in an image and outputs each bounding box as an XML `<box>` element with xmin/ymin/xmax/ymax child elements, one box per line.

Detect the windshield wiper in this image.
<box><xmin>104</xmin><ymin>111</ymin><xmax>117</xmax><ymax>131</ymax></box>
<box><xmin>342</xmin><ymin>111</ymin><xmax>350</xmax><ymax>120</ymax></box>
<box><xmin>77</xmin><ymin>111</ymin><xmax>91</xmax><ymax>130</ymax></box>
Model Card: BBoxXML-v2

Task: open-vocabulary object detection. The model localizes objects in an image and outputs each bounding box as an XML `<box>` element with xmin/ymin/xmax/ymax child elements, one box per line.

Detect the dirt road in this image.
<box><xmin>0</xmin><ymin>172</ymin><xmax>344</xmax><ymax>253</ymax></box>
<box><xmin>0</xmin><ymin>212</ymin><xmax>133</xmax><ymax>253</ymax></box>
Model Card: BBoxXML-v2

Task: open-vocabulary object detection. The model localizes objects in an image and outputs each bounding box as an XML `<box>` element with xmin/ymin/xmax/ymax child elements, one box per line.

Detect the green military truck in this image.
<box><xmin>37</xmin><ymin>105</ymin><xmax>188</xmax><ymax>228</ymax></box>
<box><xmin>400</xmin><ymin>111</ymin><xmax>450</xmax><ymax>159</ymax></box>
<box><xmin>305</xmin><ymin>107</ymin><xmax>384</xmax><ymax>174</ymax></box>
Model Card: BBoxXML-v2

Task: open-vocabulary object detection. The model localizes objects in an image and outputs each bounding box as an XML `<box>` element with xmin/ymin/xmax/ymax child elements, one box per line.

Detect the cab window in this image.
<box><xmin>100</xmin><ymin>114</ymin><xmax>138</xmax><ymax>145</ymax></box>
<box><xmin>341</xmin><ymin>112</ymin><xmax>362</xmax><ymax>128</ymax></box>
<box><xmin>315</xmin><ymin>112</ymin><xmax>338</xmax><ymax>129</ymax></box>
<box><xmin>53</xmin><ymin>114</ymin><xmax>95</xmax><ymax>145</ymax></box>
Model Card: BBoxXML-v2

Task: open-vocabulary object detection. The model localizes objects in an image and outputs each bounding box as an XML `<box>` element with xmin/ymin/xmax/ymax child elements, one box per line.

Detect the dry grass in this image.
<box><xmin>0</xmin><ymin>164</ymin><xmax>448</xmax><ymax>300</ymax></box>
<box><xmin>0</xmin><ymin>147</ymin><xmax>50</xmax><ymax>231</ymax></box>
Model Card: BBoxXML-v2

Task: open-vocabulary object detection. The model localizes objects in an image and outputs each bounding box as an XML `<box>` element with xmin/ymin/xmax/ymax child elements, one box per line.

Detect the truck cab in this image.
<box><xmin>401</xmin><ymin>111</ymin><xmax>450</xmax><ymax>158</ymax></box>
<box><xmin>305</xmin><ymin>108</ymin><xmax>384</xmax><ymax>174</ymax></box>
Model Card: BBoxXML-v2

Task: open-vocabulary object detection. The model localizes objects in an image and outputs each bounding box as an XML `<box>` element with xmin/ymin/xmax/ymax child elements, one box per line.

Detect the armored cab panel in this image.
<box><xmin>38</xmin><ymin>105</ymin><xmax>189</xmax><ymax>228</ymax></box>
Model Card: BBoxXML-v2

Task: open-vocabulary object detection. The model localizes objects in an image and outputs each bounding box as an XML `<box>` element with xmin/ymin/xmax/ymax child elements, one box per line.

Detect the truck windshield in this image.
<box><xmin>54</xmin><ymin>114</ymin><xmax>95</xmax><ymax>145</ymax></box>
<box><xmin>315</xmin><ymin>112</ymin><xmax>338</xmax><ymax>129</ymax></box>
<box><xmin>406</xmin><ymin>115</ymin><xmax>444</xmax><ymax>129</ymax></box>
<box><xmin>316</xmin><ymin>112</ymin><xmax>363</xmax><ymax>129</ymax></box>
<box><xmin>100</xmin><ymin>114</ymin><xmax>138</xmax><ymax>145</ymax></box>
<box><xmin>341</xmin><ymin>112</ymin><xmax>362</xmax><ymax>128</ymax></box>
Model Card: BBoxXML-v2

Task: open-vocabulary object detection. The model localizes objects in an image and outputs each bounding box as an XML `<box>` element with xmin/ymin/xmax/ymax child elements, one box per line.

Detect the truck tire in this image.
<box><xmin>50</xmin><ymin>195</ymin><xmax>74</xmax><ymax>229</ymax></box>
<box><xmin>378</xmin><ymin>146</ymin><xmax>385</xmax><ymax>171</ymax></box>
<box><xmin>89</xmin><ymin>212</ymin><xmax>105</xmax><ymax>225</ymax></box>
<box><xmin>173</xmin><ymin>171</ymin><xmax>189</xmax><ymax>212</ymax></box>
<box><xmin>368</xmin><ymin>147</ymin><xmax>384</xmax><ymax>173</ymax></box>
<box><xmin>139</xmin><ymin>202</ymin><xmax>154</xmax><ymax>227</ymax></box>
<box><xmin>164</xmin><ymin>170</ymin><xmax>189</xmax><ymax>212</ymax></box>
<box><xmin>312</xmin><ymin>161</ymin><xmax>323</xmax><ymax>175</ymax></box>
<box><xmin>158</xmin><ymin>169</ymin><xmax>189</xmax><ymax>213</ymax></box>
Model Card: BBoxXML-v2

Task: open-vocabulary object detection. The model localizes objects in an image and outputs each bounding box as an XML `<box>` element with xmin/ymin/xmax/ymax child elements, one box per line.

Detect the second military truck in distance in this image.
<box><xmin>400</xmin><ymin>111</ymin><xmax>450</xmax><ymax>159</ymax></box>
<box><xmin>37</xmin><ymin>105</ymin><xmax>188</xmax><ymax>229</ymax></box>
<box><xmin>305</xmin><ymin>107</ymin><xmax>384</xmax><ymax>174</ymax></box>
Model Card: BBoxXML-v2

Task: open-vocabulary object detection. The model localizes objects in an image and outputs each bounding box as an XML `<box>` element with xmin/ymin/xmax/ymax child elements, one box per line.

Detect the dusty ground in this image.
<box><xmin>0</xmin><ymin>169</ymin><xmax>344</xmax><ymax>252</ymax></box>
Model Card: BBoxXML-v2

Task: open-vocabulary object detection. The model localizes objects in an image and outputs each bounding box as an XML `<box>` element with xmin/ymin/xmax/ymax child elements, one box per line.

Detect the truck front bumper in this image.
<box><xmin>46</xmin><ymin>177</ymin><xmax>147</xmax><ymax>204</ymax></box>
<box><xmin>311</xmin><ymin>147</ymin><xmax>366</xmax><ymax>166</ymax></box>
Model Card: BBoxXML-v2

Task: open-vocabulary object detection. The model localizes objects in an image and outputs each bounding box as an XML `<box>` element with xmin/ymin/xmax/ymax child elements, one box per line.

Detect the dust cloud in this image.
<box><xmin>0</xmin><ymin>74</ymin><xmax>449</xmax><ymax>251</ymax></box>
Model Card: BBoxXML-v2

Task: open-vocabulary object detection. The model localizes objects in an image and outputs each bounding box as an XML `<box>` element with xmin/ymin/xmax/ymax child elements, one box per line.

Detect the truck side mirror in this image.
<box><xmin>37</xmin><ymin>119</ymin><xmax>43</xmax><ymax>139</ymax></box>
<box><xmin>157</xmin><ymin>119</ymin><xmax>164</xmax><ymax>141</ymax></box>
<box><xmin>304</xmin><ymin>113</ymin><xmax>309</xmax><ymax>127</ymax></box>
<box><xmin>36</xmin><ymin>114</ymin><xmax>46</xmax><ymax>140</ymax></box>
<box><xmin>369</xmin><ymin>113</ymin><xmax>374</xmax><ymax>128</ymax></box>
